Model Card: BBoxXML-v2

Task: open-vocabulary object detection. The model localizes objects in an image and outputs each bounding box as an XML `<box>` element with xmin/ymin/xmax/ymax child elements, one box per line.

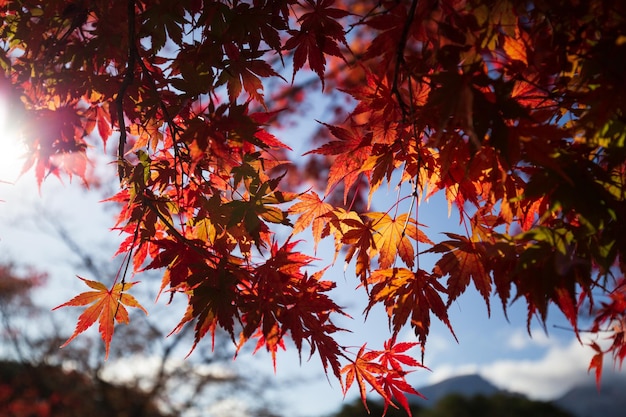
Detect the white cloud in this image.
<box><xmin>480</xmin><ymin>338</ymin><xmax>593</xmax><ymax>399</ymax></box>
<box><xmin>506</xmin><ymin>328</ymin><xmax>554</xmax><ymax>350</ymax></box>
<box><xmin>204</xmin><ymin>398</ymin><xmax>250</xmax><ymax>417</ymax></box>
<box><xmin>426</xmin><ymin>336</ymin><xmax>624</xmax><ymax>400</ymax></box>
<box><xmin>427</xmin><ymin>363</ymin><xmax>481</xmax><ymax>385</ymax></box>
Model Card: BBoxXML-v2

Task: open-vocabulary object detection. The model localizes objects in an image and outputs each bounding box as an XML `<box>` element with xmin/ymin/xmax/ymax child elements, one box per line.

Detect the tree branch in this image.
<box><xmin>116</xmin><ymin>0</ymin><xmax>137</xmax><ymax>182</ymax></box>
<box><xmin>391</xmin><ymin>0</ymin><xmax>419</xmax><ymax>117</ymax></box>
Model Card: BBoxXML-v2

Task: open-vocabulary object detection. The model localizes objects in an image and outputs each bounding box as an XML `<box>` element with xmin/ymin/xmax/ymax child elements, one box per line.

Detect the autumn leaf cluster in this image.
<box><xmin>1</xmin><ymin>0</ymin><xmax>626</xmax><ymax>413</ymax></box>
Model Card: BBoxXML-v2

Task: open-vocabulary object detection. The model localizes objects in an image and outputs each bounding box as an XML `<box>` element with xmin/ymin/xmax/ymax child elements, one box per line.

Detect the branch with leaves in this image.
<box><xmin>2</xmin><ymin>0</ymin><xmax>626</xmax><ymax>414</ymax></box>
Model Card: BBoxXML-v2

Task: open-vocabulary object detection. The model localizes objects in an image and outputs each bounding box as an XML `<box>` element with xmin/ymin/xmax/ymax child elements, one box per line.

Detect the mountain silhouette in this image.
<box><xmin>412</xmin><ymin>374</ymin><xmax>502</xmax><ymax>405</ymax></box>
<box><xmin>554</xmin><ymin>380</ymin><xmax>626</xmax><ymax>417</ymax></box>
<box><xmin>410</xmin><ymin>373</ymin><xmax>626</xmax><ymax>417</ymax></box>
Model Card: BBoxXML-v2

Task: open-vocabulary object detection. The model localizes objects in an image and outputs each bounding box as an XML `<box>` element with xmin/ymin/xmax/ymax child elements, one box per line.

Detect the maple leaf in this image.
<box><xmin>348</xmin><ymin>70</ymin><xmax>406</xmax><ymax>142</ymax></box>
<box><xmin>378</xmin><ymin>337</ymin><xmax>427</xmax><ymax>415</ymax></box>
<box><xmin>289</xmin><ymin>191</ymin><xmax>333</xmax><ymax>250</ymax></box>
<box><xmin>284</xmin><ymin>0</ymin><xmax>349</xmax><ymax>86</ymax></box>
<box><xmin>171</xmin><ymin>263</ymin><xmax>243</xmax><ymax>354</ymax></box>
<box><xmin>427</xmin><ymin>233</ymin><xmax>492</xmax><ymax>313</ymax></box>
<box><xmin>83</xmin><ymin>103</ymin><xmax>113</xmax><ymax>150</ymax></box>
<box><xmin>342</xmin><ymin>338</ymin><xmax>425</xmax><ymax>416</ymax></box>
<box><xmin>233</xmin><ymin>240</ymin><xmax>346</xmax><ymax>376</ymax></box>
<box><xmin>379</xmin><ymin>335</ymin><xmax>423</xmax><ymax>373</ymax></box>
<box><xmin>280</xmin><ymin>268</ymin><xmax>347</xmax><ymax>377</ymax></box>
<box><xmin>250</xmin><ymin>323</ymin><xmax>286</xmax><ymax>371</ymax></box>
<box><xmin>362</xmin><ymin>145</ymin><xmax>401</xmax><ymax>203</ymax></box>
<box><xmin>586</xmin><ymin>278</ymin><xmax>626</xmax><ymax>387</ymax></box>
<box><xmin>227</xmin><ymin>1</ymin><xmax>287</xmax><ymax>54</ymax></box>
<box><xmin>217</xmin><ymin>47</ymin><xmax>282</xmax><ymax>104</ymax></box>
<box><xmin>362</xmin><ymin>0</ymin><xmax>410</xmax><ymax>63</ymax></box>
<box><xmin>20</xmin><ymin>105</ymin><xmax>89</xmax><ymax>188</ymax></box>
<box><xmin>378</xmin><ymin>372</ymin><xmax>424</xmax><ymax>417</ymax></box>
<box><xmin>326</xmin><ymin>209</ymin><xmax>374</xmax><ymax>285</ymax></box>
<box><xmin>53</xmin><ymin>277</ymin><xmax>147</xmax><ymax>359</ymax></box>
<box><xmin>306</xmin><ymin>123</ymin><xmax>372</xmax><ymax>202</ymax></box>
<box><xmin>588</xmin><ymin>341</ymin><xmax>604</xmax><ymax>387</ymax></box>
<box><xmin>510</xmin><ymin>77</ymin><xmax>554</xmax><ymax>110</ymax></box>
<box><xmin>341</xmin><ymin>345</ymin><xmax>392</xmax><ymax>412</ymax></box>
<box><xmin>365</xmin><ymin>212</ymin><xmax>433</xmax><ymax>270</ymax></box>
<box><xmin>367</xmin><ymin>268</ymin><xmax>456</xmax><ymax>349</ymax></box>
<box><xmin>502</xmin><ymin>27</ymin><xmax>528</xmax><ymax>65</ymax></box>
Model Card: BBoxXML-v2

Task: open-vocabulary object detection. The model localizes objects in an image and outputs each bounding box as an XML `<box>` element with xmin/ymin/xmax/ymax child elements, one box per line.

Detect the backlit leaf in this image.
<box><xmin>289</xmin><ymin>191</ymin><xmax>334</xmax><ymax>249</ymax></box>
<box><xmin>53</xmin><ymin>277</ymin><xmax>147</xmax><ymax>359</ymax></box>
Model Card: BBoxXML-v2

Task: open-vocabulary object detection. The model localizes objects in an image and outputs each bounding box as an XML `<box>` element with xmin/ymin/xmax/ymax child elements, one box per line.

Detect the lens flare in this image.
<box><xmin>0</xmin><ymin>98</ymin><xmax>27</xmax><ymax>183</ymax></box>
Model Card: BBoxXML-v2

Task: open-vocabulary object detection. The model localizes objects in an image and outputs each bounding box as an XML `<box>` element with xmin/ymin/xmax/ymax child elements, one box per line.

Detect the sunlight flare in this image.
<box><xmin>0</xmin><ymin>97</ymin><xmax>26</xmax><ymax>183</ymax></box>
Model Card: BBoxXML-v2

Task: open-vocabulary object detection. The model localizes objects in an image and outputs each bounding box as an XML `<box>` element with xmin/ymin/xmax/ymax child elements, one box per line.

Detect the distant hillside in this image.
<box><xmin>332</xmin><ymin>375</ymin><xmax>572</xmax><ymax>417</ymax></box>
<box><xmin>412</xmin><ymin>374</ymin><xmax>502</xmax><ymax>405</ymax></box>
<box><xmin>410</xmin><ymin>373</ymin><xmax>626</xmax><ymax>417</ymax></box>
<box><xmin>555</xmin><ymin>380</ymin><xmax>626</xmax><ymax>417</ymax></box>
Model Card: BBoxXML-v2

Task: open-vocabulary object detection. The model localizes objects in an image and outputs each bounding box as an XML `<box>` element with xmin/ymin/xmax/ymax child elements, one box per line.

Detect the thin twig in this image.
<box><xmin>391</xmin><ymin>0</ymin><xmax>419</xmax><ymax>117</ymax></box>
<box><xmin>116</xmin><ymin>0</ymin><xmax>137</xmax><ymax>182</ymax></box>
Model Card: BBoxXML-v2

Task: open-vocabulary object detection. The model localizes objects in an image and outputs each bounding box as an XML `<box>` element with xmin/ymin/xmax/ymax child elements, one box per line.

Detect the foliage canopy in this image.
<box><xmin>1</xmin><ymin>0</ymin><xmax>626</xmax><ymax>413</ymax></box>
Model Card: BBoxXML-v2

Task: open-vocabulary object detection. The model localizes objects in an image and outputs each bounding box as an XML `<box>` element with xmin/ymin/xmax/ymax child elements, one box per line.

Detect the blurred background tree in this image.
<box><xmin>0</xmin><ymin>227</ymin><xmax>282</xmax><ymax>417</ymax></box>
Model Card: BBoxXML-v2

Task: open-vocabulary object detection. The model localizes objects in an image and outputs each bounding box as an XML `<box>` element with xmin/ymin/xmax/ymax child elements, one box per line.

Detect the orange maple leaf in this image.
<box><xmin>53</xmin><ymin>276</ymin><xmax>147</xmax><ymax>358</ymax></box>
<box><xmin>289</xmin><ymin>191</ymin><xmax>333</xmax><ymax>249</ymax></box>
<box><xmin>366</xmin><ymin>212</ymin><xmax>433</xmax><ymax>269</ymax></box>
<box><xmin>502</xmin><ymin>27</ymin><xmax>528</xmax><ymax>65</ymax></box>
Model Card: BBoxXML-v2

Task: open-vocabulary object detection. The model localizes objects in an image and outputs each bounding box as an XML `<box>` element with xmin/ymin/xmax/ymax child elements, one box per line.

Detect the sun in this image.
<box><xmin>0</xmin><ymin>97</ymin><xmax>27</xmax><ymax>184</ymax></box>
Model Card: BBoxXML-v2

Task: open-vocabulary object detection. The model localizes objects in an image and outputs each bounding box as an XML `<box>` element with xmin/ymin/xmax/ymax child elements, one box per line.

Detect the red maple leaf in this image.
<box><xmin>342</xmin><ymin>337</ymin><xmax>425</xmax><ymax>416</ymax></box>
<box><xmin>284</xmin><ymin>0</ymin><xmax>349</xmax><ymax>85</ymax></box>
<box><xmin>306</xmin><ymin>123</ymin><xmax>372</xmax><ymax>203</ymax></box>
<box><xmin>379</xmin><ymin>336</ymin><xmax>423</xmax><ymax>373</ymax></box>
<box><xmin>428</xmin><ymin>233</ymin><xmax>492</xmax><ymax>313</ymax></box>
<box><xmin>588</xmin><ymin>341</ymin><xmax>604</xmax><ymax>387</ymax></box>
<box><xmin>367</xmin><ymin>268</ymin><xmax>456</xmax><ymax>349</ymax></box>
<box><xmin>341</xmin><ymin>345</ymin><xmax>391</xmax><ymax>411</ymax></box>
<box><xmin>378</xmin><ymin>372</ymin><xmax>424</xmax><ymax>416</ymax></box>
<box><xmin>217</xmin><ymin>46</ymin><xmax>282</xmax><ymax>105</ymax></box>
<box><xmin>587</xmin><ymin>278</ymin><xmax>626</xmax><ymax>387</ymax></box>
